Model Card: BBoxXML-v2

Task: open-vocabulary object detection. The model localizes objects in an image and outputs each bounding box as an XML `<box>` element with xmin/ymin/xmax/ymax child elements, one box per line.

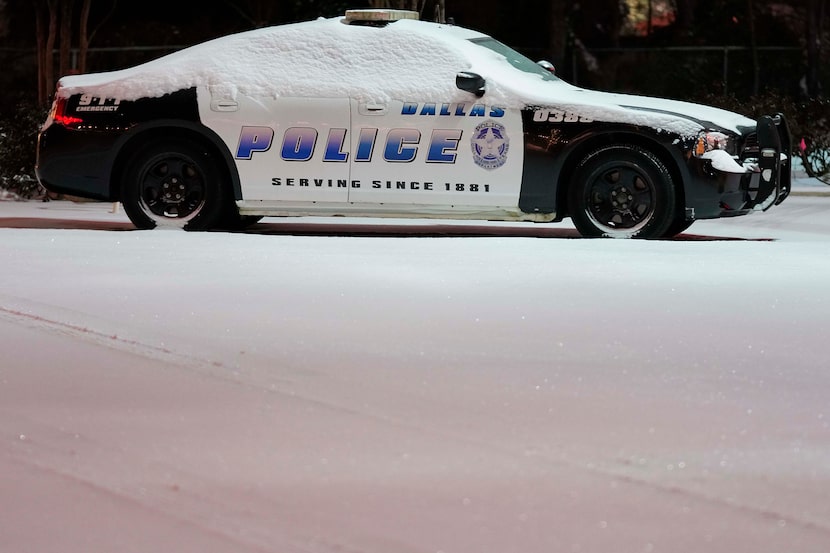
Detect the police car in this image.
<box><xmin>36</xmin><ymin>9</ymin><xmax>791</xmax><ymax>238</ymax></box>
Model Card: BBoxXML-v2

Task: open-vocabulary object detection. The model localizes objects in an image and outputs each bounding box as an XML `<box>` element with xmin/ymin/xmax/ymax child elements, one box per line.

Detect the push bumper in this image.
<box><xmin>745</xmin><ymin>113</ymin><xmax>792</xmax><ymax>209</ymax></box>
<box><xmin>689</xmin><ymin>113</ymin><xmax>792</xmax><ymax>219</ymax></box>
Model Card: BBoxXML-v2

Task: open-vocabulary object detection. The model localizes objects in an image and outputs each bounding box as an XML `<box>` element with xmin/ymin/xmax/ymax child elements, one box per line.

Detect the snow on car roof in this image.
<box><xmin>56</xmin><ymin>15</ymin><xmax>753</xmax><ymax>137</ymax></box>
<box><xmin>58</xmin><ymin>17</ymin><xmax>487</xmax><ymax>104</ymax></box>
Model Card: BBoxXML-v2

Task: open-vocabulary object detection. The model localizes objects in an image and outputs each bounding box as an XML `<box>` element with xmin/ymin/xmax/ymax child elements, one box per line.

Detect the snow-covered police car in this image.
<box><xmin>36</xmin><ymin>9</ymin><xmax>791</xmax><ymax>238</ymax></box>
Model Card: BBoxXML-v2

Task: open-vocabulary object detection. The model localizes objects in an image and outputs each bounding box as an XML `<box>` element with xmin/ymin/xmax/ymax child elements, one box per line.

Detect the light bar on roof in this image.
<box><xmin>344</xmin><ymin>9</ymin><xmax>419</xmax><ymax>23</ymax></box>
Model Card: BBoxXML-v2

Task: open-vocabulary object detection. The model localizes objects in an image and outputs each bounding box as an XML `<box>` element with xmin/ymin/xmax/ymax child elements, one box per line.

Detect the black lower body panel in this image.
<box><xmin>36</xmin><ymin>125</ymin><xmax>121</xmax><ymax>201</ymax></box>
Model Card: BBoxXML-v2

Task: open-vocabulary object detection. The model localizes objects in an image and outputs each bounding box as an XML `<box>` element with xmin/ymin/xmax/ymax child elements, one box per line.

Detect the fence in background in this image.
<box><xmin>571</xmin><ymin>45</ymin><xmax>803</xmax><ymax>99</ymax></box>
<box><xmin>0</xmin><ymin>44</ymin><xmax>809</xmax><ymax>104</ymax></box>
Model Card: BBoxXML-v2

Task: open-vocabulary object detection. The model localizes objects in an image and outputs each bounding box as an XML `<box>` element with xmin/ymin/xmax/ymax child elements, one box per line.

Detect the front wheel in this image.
<box><xmin>569</xmin><ymin>145</ymin><xmax>676</xmax><ymax>239</ymax></box>
<box><xmin>121</xmin><ymin>140</ymin><xmax>226</xmax><ymax>230</ymax></box>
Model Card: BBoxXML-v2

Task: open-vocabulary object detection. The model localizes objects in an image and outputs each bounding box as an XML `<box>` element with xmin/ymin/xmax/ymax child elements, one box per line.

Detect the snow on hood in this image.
<box><xmin>526</xmin><ymin>85</ymin><xmax>756</xmax><ymax>136</ymax></box>
<box><xmin>57</xmin><ymin>16</ymin><xmax>755</xmax><ymax>138</ymax></box>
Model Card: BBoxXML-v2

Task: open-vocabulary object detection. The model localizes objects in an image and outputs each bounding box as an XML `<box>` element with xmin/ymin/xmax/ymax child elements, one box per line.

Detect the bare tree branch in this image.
<box><xmin>58</xmin><ymin>0</ymin><xmax>72</xmax><ymax>76</ymax></box>
<box><xmin>88</xmin><ymin>0</ymin><xmax>118</xmax><ymax>45</ymax></box>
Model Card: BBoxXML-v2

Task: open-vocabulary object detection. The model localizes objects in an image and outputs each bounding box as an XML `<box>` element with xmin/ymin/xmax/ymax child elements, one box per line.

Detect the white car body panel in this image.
<box><xmin>197</xmin><ymin>90</ymin><xmax>350</xmax><ymax>203</ymax></box>
<box><xmin>198</xmin><ymin>88</ymin><xmax>525</xmax><ymax>215</ymax></box>
<box><xmin>348</xmin><ymin>99</ymin><xmax>523</xmax><ymax>207</ymax></box>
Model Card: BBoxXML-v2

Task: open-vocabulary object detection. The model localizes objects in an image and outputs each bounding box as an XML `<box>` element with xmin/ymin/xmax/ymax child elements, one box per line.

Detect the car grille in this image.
<box><xmin>741</xmin><ymin>132</ymin><xmax>759</xmax><ymax>158</ymax></box>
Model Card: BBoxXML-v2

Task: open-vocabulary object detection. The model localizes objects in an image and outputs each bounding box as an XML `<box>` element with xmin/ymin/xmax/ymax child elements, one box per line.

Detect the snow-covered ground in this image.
<box><xmin>2</xmin><ymin>176</ymin><xmax>829</xmax><ymax>553</ymax></box>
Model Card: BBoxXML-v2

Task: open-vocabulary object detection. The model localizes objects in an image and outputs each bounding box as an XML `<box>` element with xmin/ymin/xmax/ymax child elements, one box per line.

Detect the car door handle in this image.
<box><xmin>359</xmin><ymin>103</ymin><xmax>387</xmax><ymax>115</ymax></box>
<box><xmin>210</xmin><ymin>100</ymin><xmax>239</xmax><ymax>112</ymax></box>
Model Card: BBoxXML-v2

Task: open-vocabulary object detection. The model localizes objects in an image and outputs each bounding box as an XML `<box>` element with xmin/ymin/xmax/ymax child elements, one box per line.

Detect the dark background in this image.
<box><xmin>1</xmin><ymin>0</ymin><xmax>826</xmax><ymax>103</ymax></box>
<box><xmin>0</xmin><ymin>0</ymin><xmax>828</xmax><ymax>195</ymax></box>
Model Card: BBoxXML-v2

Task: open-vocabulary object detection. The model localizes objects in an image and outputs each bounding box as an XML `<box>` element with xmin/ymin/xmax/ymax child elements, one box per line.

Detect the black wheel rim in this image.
<box><xmin>585</xmin><ymin>163</ymin><xmax>655</xmax><ymax>234</ymax></box>
<box><xmin>138</xmin><ymin>154</ymin><xmax>206</xmax><ymax>223</ymax></box>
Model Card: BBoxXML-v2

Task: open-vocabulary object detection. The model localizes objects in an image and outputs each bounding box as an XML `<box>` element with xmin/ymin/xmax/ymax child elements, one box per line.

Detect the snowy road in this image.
<box><xmin>2</xmin><ymin>191</ymin><xmax>830</xmax><ymax>553</ymax></box>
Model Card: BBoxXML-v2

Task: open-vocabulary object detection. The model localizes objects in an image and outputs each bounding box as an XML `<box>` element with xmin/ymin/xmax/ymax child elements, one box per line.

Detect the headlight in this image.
<box><xmin>693</xmin><ymin>131</ymin><xmax>733</xmax><ymax>157</ymax></box>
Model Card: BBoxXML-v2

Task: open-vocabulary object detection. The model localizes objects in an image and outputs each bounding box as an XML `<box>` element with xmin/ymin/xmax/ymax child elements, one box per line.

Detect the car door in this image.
<box><xmin>198</xmin><ymin>89</ymin><xmax>351</xmax><ymax>203</ymax></box>
<box><xmin>348</xmin><ymin>98</ymin><xmax>524</xmax><ymax>209</ymax></box>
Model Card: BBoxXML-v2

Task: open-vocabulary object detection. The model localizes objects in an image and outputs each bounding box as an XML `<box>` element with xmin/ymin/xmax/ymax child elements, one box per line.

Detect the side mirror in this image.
<box><xmin>456</xmin><ymin>71</ymin><xmax>485</xmax><ymax>97</ymax></box>
<box><xmin>537</xmin><ymin>60</ymin><xmax>556</xmax><ymax>74</ymax></box>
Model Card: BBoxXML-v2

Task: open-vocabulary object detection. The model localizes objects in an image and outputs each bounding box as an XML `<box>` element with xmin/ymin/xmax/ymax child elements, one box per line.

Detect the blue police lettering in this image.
<box><xmin>469</xmin><ymin>104</ymin><xmax>486</xmax><ymax>117</ymax></box>
<box><xmin>400</xmin><ymin>102</ymin><xmax>504</xmax><ymax>118</ymax></box>
<box><xmin>355</xmin><ymin>128</ymin><xmax>377</xmax><ymax>162</ymax></box>
<box><xmin>281</xmin><ymin>127</ymin><xmax>317</xmax><ymax>161</ymax></box>
<box><xmin>427</xmin><ymin>130</ymin><xmax>462</xmax><ymax>163</ymax></box>
<box><xmin>323</xmin><ymin>128</ymin><xmax>349</xmax><ymax>162</ymax></box>
<box><xmin>236</xmin><ymin>125</ymin><xmax>465</xmax><ymax>163</ymax></box>
<box><xmin>384</xmin><ymin>129</ymin><xmax>421</xmax><ymax>162</ymax></box>
<box><xmin>236</xmin><ymin>126</ymin><xmax>274</xmax><ymax>159</ymax></box>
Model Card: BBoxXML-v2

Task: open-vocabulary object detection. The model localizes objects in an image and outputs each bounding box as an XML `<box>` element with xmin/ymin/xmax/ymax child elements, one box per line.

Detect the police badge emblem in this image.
<box><xmin>471</xmin><ymin>120</ymin><xmax>509</xmax><ymax>170</ymax></box>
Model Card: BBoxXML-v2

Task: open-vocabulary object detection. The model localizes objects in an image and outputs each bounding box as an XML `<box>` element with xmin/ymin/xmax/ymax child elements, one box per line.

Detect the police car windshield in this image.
<box><xmin>469</xmin><ymin>38</ymin><xmax>559</xmax><ymax>82</ymax></box>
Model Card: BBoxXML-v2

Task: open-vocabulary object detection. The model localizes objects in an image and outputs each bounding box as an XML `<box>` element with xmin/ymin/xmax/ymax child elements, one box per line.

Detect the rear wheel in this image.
<box><xmin>122</xmin><ymin>140</ymin><xmax>226</xmax><ymax>230</ymax></box>
<box><xmin>662</xmin><ymin>217</ymin><xmax>695</xmax><ymax>238</ymax></box>
<box><xmin>569</xmin><ymin>145</ymin><xmax>675</xmax><ymax>238</ymax></box>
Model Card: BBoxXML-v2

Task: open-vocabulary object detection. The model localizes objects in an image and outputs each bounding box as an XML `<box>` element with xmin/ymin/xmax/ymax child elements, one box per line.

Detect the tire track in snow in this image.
<box><xmin>0</xmin><ymin>304</ymin><xmax>232</xmax><ymax>372</ymax></box>
<box><xmin>5</xmin><ymin>453</ymin><xmax>298</xmax><ymax>553</ymax></box>
<box><xmin>574</xmin><ymin>459</ymin><xmax>830</xmax><ymax>538</ymax></box>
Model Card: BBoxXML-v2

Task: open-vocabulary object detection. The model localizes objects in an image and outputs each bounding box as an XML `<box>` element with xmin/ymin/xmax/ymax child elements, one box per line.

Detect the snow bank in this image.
<box><xmin>0</xmin><ymin>189</ymin><xmax>18</xmax><ymax>201</ymax></box>
<box><xmin>702</xmin><ymin>149</ymin><xmax>747</xmax><ymax>173</ymax></box>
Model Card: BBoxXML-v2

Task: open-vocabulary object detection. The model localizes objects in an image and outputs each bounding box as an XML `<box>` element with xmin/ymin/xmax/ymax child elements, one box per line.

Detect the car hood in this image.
<box><xmin>524</xmin><ymin>82</ymin><xmax>756</xmax><ymax>136</ymax></box>
<box><xmin>585</xmin><ymin>88</ymin><xmax>755</xmax><ymax>133</ymax></box>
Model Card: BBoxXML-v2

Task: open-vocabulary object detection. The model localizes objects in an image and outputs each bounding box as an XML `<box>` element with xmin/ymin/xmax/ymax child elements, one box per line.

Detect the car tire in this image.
<box><xmin>662</xmin><ymin>218</ymin><xmax>694</xmax><ymax>238</ymax></box>
<box><xmin>569</xmin><ymin>144</ymin><xmax>675</xmax><ymax>238</ymax></box>
<box><xmin>122</xmin><ymin>140</ymin><xmax>226</xmax><ymax>230</ymax></box>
